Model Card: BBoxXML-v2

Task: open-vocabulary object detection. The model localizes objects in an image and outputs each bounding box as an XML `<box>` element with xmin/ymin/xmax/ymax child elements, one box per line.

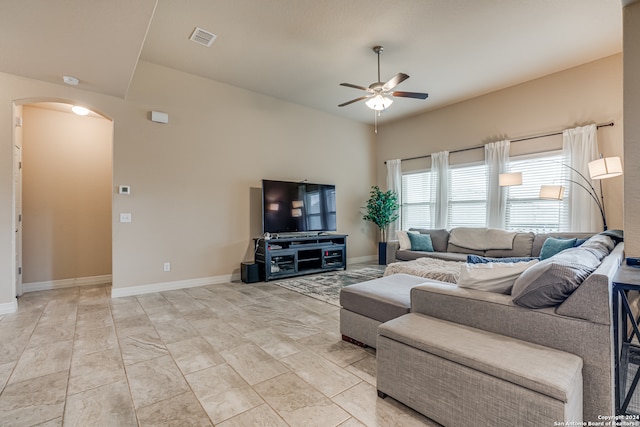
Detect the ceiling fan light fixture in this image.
<box><xmin>365</xmin><ymin>95</ymin><xmax>393</xmax><ymax>111</ymax></box>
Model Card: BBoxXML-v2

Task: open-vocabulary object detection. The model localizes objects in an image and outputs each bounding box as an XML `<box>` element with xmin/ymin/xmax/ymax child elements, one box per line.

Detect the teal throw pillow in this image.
<box><xmin>539</xmin><ymin>237</ymin><xmax>577</xmax><ymax>260</ymax></box>
<box><xmin>408</xmin><ymin>232</ymin><xmax>434</xmax><ymax>252</ymax></box>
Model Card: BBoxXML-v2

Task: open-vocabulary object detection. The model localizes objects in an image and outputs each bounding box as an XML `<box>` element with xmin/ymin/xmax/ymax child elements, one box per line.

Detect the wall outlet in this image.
<box><xmin>119</xmin><ymin>213</ymin><xmax>132</xmax><ymax>223</ymax></box>
<box><xmin>163</xmin><ymin>262</ymin><xmax>171</xmax><ymax>272</ymax></box>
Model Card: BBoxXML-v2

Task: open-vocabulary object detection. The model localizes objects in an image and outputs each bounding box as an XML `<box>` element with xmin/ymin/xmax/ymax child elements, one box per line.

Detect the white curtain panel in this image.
<box><xmin>562</xmin><ymin>124</ymin><xmax>600</xmax><ymax>232</ymax></box>
<box><xmin>386</xmin><ymin>159</ymin><xmax>402</xmax><ymax>240</ymax></box>
<box><xmin>485</xmin><ymin>140</ymin><xmax>511</xmax><ymax>229</ymax></box>
<box><xmin>430</xmin><ymin>151</ymin><xmax>449</xmax><ymax>229</ymax></box>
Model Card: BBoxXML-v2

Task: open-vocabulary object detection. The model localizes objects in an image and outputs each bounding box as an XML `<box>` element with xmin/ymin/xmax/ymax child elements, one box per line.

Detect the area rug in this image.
<box><xmin>271</xmin><ymin>266</ymin><xmax>385</xmax><ymax>307</ymax></box>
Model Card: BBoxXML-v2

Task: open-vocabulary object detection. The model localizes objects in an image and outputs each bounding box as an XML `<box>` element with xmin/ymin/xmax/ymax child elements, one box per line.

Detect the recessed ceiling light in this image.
<box><xmin>189</xmin><ymin>27</ymin><xmax>217</xmax><ymax>47</ymax></box>
<box><xmin>63</xmin><ymin>75</ymin><xmax>79</xmax><ymax>86</ymax></box>
<box><xmin>71</xmin><ymin>106</ymin><xmax>90</xmax><ymax>116</ymax></box>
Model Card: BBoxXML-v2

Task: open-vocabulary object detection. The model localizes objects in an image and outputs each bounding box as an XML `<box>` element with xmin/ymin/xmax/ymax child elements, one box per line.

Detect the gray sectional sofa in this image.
<box><xmin>386</xmin><ymin>227</ymin><xmax>594</xmax><ymax>263</ymax></box>
<box><xmin>340</xmin><ymin>229</ymin><xmax>624</xmax><ymax>424</ymax></box>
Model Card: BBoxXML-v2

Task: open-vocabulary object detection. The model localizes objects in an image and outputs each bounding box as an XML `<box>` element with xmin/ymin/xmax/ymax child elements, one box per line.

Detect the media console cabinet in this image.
<box><xmin>255</xmin><ymin>234</ymin><xmax>347</xmax><ymax>281</ymax></box>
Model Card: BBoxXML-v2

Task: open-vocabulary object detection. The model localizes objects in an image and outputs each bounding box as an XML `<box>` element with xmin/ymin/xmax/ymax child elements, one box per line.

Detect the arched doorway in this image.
<box><xmin>13</xmin><ymin>99</ymin><xmax>113</xmax><ymax>298</ymax></box>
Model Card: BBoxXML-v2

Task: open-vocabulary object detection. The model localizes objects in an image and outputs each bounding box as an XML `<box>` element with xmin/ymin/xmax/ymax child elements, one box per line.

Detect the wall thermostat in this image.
<box><xmin>119</xmin><ymin>185</ymin><xmax>131</xmax><ymax>195</ymax></box>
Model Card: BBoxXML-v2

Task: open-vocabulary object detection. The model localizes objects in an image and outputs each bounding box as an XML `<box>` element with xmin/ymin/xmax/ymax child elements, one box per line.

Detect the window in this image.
<box><xmin>505</xmin><ymin>151</ymin><xmax>566</xmax><ymax>232</ymax></box>
<box><xmin>400</xmin><ymin>150</ymin><xmax>566</xmax><ymax>232</ymax></box>
<box><xmin>304</xmin><ymin>187</ymin><xmax>336</xmax><ymax>230</ymax></box>
<box><xmin>401</xmin><ymin>171</ymin><xmax>432</xmax><ymax>229</ymax></box>
<box><xmin>447</xmin><ymin>162</ymin><xmax>486</xmax><ymax>228</ymax></box>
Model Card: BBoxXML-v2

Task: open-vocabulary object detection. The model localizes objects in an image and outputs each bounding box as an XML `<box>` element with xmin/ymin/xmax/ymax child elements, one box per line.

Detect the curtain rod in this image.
<box><xmin>384</xmin><ymin>121</ymin><xmax>614</xmax><ymax>164</ymax></box>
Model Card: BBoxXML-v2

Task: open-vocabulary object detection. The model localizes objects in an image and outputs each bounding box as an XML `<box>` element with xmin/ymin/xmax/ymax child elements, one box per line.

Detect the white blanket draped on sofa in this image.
<box><xmin>448</xmin><ymin>227</ymin><xmax>517</xmax><ymax>251</ymax></box>
<box><xmin>384</xmin><ymin>258</ymin><xmax>462</xmax><ymax>283</ymax></box>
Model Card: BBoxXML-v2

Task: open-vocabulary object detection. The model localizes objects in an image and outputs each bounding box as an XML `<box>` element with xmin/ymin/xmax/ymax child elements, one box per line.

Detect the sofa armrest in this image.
<box><xmin>386</xmin><ymin>240</ymin><xmax>400</xmax><ymax>264</ymax></box>
<box><xmin>409</xmin><ymin>282</ymin><xmax>609</xmax><ymax>359</ymax></box>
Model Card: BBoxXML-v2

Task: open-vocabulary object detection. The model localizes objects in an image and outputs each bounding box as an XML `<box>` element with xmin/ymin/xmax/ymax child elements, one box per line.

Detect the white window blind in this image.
<box><xmin>400</xmin><ymin>150</ymin><xmax>566</xmax><ymax>232</ymax></box>
<box><xmin>401</xmin><ymin>171</ymin><xmax>432</xmax><ymax>229</ymax></box>
<box><xmin>448</xmin><ymin>163</ymin><xmax>487</xmax><ymax>227</ymax></box>
<box><xmin>505</xmin><ymin>151</ymin><xmax>566</xmax><ymax>232</ymax></box>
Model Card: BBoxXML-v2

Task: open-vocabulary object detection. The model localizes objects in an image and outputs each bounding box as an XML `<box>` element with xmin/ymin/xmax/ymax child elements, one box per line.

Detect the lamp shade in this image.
<box><xmin>499</xmin><ymin>172</ymin><xmax>522</xmax><ymax>187</ymax></box>
<box><xmin>588</xmin><ymin>156</ymin><xmax>623</xmax><ymax>180</ymax></box>
<box><xmin>365</xmin><ymin>95</ymin><xmax>393</xmax><ymax>111</ymax></box>
<box><xmin>539</xmin><ymin>185</ymin><xmax>565</xmax><ymax>200</ymax></box>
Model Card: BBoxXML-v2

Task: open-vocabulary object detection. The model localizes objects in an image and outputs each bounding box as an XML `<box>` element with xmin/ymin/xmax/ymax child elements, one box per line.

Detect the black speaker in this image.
<box><xmin>241</xmin><ymin>262</ymin><xmax>260</xmax><ymax>283</ymax></box>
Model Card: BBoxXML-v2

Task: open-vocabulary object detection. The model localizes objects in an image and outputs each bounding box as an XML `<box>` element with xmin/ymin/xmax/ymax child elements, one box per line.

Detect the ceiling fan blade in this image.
<box><xmin>340</xmin><ymin>82</ymin><xmax>370</xmax><ymax>92</ymax></box>
<box><xmin>382</xmin><ymin>73</ymin><xmax>409</xmax><ymax>91</ymax></box>
<box><xmin>338</xmin><ymin>96</ymin><xmax>370</xmax><ymax>107</ymax></box>
<box><xmin>392</xmin><ymin>91</ymin><xmax>429</xmax><ymax>100</ymax></box>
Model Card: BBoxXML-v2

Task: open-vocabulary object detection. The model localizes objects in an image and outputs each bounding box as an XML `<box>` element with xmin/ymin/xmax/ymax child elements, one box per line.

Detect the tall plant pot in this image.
<box><xmin>378</xmin><ymin>242</ymin><xmax>387</xmax><ymax>265</ymax></box>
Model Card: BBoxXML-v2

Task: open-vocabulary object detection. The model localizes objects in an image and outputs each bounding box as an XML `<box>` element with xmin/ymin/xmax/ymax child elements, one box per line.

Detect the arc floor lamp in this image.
<box><xmin>538</xmin><ymin>156</ymin><xmax>623</xmax><ymax>231</ymax></box>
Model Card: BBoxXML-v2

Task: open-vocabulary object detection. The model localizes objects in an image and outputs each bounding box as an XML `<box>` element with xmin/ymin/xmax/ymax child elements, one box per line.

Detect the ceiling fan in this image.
<box><xmin>338</xmin><ymin>46</ymin><xmax>429</xmax><ymax>111</ymax></box>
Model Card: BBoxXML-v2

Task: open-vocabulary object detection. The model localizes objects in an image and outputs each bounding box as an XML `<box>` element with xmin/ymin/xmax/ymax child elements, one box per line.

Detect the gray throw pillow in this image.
<box><xmin>511</xmin><ymin>234</ymin><xmax>614</xmax><ymax>308</ymax></box>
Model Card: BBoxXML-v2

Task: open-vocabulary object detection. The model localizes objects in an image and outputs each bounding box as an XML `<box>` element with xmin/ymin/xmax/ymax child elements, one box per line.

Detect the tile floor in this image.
<box><xmin>0</xmin><ymin>276</ymin><xmax>439</xmax><ymax>426</ymax></box>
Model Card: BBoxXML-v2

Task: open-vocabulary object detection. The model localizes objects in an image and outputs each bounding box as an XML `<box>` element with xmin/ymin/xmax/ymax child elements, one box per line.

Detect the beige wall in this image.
<box><xmin>22</xmin><ymin>105</ymin><xmax>112</xmax><ymax>284</ymax></box>
<box><xmin>0</xmin><ymin>61</ymin><xmax>375</xmax><ymax>306</ymax></box>
<box><xmin>377</xmin><ymin>54</ymin><xmax>624</xmax><ymax>230</ymax></box>
<box><xmin>112</xmin><ymin>61</ymin><xmax>376</xmax><ymax>291</ymax></box>
<box><xmin>624</xmin><ymin>2</ymin><xmax>640</xmax><ymax>257</ymax></box>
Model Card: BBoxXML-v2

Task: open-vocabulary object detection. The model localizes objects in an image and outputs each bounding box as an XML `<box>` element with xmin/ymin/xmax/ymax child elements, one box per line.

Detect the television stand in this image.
<box><xmin>255</xmin><ymin>234</ymin><xmax>347</xmax><ymax>281</ymax></box>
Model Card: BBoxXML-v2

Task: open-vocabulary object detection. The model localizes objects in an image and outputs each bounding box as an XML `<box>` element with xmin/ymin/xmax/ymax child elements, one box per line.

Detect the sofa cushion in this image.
<box><xmin>447</xmin><ymin>242</ymin><xmax>485</xmax><ymax>256</ymax></box>
<box><xmin>378</xmin><ymin>313</ymin><xmax>583</xmax><ymax>404</ymax></box>
<box><xmin>511</xmin><ymin>235</ymin><xmax>615</xmax><ymax>308</ymax></box>
<box><xmin>397</xmin><ymin>230</ymin><xmax>418</xmax><ymax>250</ymax></box>
<box><xmin>458</xmin><ymin>260</ymin><xmax>539</xmax><ymax>294</ymax></box>
<box><xmin>449</xmin><ymin>227</ymin><xmax>517</xmax><ymax>251</ymax></box>
<box><xmin>409</xmin><ymin>228</ymin><xmax>449</xmax><ymax>252</ymax></box>
<box><xmin>339</xmin><ymin>273</ymin><xmax>427</xmax><ymax>323</ymax></box>
<box><xmin>408</xmin><ymin>232</ymin><xmax>434</xmax><ymax>252</ymax></box>
<box><xmin>531</xmin><ymin>232</ymin><xmax>594</xmax><ymax>257</ymax></box>
<box><xmin>485</xmin><ymin>232</ymin><xmax>535</xmax><ymax>258</ymax></box>
<box><xmin>539</xmin><ymin>237</ymin><xmax>577</xmax><ymax>260</ymax></box>
<box><xmin>397</xmin><ymin>250</ymin><xmax>468</xmax><ymax>262</ymax></box>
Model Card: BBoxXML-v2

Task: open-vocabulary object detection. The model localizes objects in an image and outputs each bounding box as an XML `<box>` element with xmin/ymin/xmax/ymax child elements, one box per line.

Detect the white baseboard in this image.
<box><xmin>23</xmin><ymin>274</ymin><xmax>112</xmax><ymax>293</ymax></box>
<box><xmin>111</xmin><ymin>272</ymin><xmax>241</xmax><ymax>298</ymax></box>
<box><xmin>0</xmin><ymin>299</ymin><xmax>18</xmax><ymax>314</ymax></box>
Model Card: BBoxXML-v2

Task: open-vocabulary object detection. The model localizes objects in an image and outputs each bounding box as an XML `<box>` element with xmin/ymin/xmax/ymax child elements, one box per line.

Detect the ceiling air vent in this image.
<box><xmin>189</xmin><ymin>27</ymin><xmax>217</xmax><ymax>47</ymax></box>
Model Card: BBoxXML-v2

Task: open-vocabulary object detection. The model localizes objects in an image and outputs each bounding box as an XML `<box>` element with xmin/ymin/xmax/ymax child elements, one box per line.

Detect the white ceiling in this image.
<box><xmin>0</xmin><ymin>0</ymin><xmax>623</xmax><ymax>124</ymax></box>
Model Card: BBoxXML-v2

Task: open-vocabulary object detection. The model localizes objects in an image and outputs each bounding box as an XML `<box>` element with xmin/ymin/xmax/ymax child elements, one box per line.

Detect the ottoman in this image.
<box><xmin>339</xmin><ymin>273</ymin><xmax>428</xmax><ymax>348</ymax></box>
<box><xmin>377</xmin><ymin>313</ymin><xmax>584</xmax><ymax>426</ymax></box>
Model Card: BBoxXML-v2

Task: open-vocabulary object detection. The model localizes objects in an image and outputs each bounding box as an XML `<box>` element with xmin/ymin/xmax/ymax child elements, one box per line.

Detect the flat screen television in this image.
<box><xmin>262</xmin><ymin>179</ymin><xmax>336</xmax><ymax>234</ymax></box>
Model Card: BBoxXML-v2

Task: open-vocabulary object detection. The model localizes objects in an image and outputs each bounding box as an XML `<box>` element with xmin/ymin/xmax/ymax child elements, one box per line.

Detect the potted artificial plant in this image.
<box><xmin>362</xmin><ymin>186</ymin><xmax>399</xmax><ymax>265</ymax></box>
